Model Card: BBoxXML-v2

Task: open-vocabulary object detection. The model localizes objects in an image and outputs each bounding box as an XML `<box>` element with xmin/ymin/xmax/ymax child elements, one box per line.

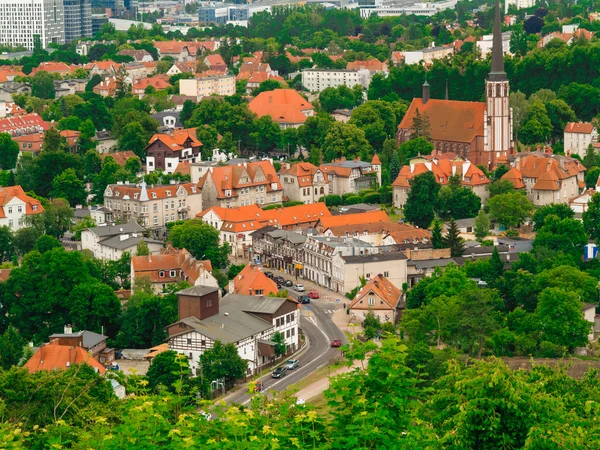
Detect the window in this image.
<box><xmin>368</xmin><ymin>297</ymin><xmax>375</xmax><ymax>306</ymax></box>
<box><xmin>187</xmin><ymin>338</ymin><xmax>191</xmax><ymax>345</ymax></box>
<box><xmin>286</xmin><ymin>329</ymin><xmax>291</xmax><ymax>338</ymax></box>
<box><xmin>291</xmin><ymin>328</ymin><xmax>295</xmax><ymax>336</ymax></box>
<box><xmin>32</xmin><ymin>205</ymin><xmax>38</xmax><ymax>211</ymax></box>
<box><xmin>165</xmin><ymin>203</ymin><xmax>169</xmax><ymax>210</ymax></box>
<box><xmin>153</xmin><ymin>204</ymin><xmax>158</xmax><ymax>212</ymax></box>
<box><xmin>7</xmin><ymin>207</ymin><xmax>12</xmax><ymax>214</ymax></box>
<box><xmin>206</xmin><ymin>299</ymin><xmax>212</xmax><ymax>307</ymax></box>
<box><xmin>384</xmin><ymin>271</ymin><xmax>389</xmax><ymax>277</ymax></box>
<box><xmin>159</xmin><ymin>270</ymin><xmax>165</xmax><ymax>278</ymax></box>
<box><xmin>201</xmin><ymin>340</ymin><xmax>206</xmax><ymax>346</ymax></box>
<box><xmin>189</xmin><ymin>352</ymin><xmax>192</xmax><ymax>359</ymax></box>
<box><xmin>166</xmin><ymin>190</ymin><xmax>171</xmax><ymax>197</ymax></box>
<box><xmin>154</xmin><ymin>216</ymin><xmax>158</xmax><ymax>225</ymax></box>
<box><xmin>8</xmin><ymin>219</ymin><xmax>13</xmax><ymax>228</ymax></box>
<box><xmin>255</xmin><ymin>289</ymin><xmax>263</xmax><ymax>295</ymax></box>
<box><xmin>170</xmin><ymin>270</ymin><xmax>176</xmax><ymax>277</ymax></box>
<box><xmin>17</xmin><ymin>206</ymin><xmax>22</xmax><ymax>213</ymax></box>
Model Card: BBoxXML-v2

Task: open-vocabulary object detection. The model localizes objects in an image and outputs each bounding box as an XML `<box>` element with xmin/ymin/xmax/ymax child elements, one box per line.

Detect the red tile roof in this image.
<box><xmin>501</xmin><ymin>152</ymin><xmax>586</xmax><ymax>191</ymax></box>
<box><xmin>204</xmin><ymin>54</ymin><xmax>226</xmax><ymax>68</ymax></box>
<box><xmin>349</xmin><ymin>274</ymin><xmax>402</xmax><ymax>311</ymax></box>
<box><xmin>279</xmin><ymin>162</ymin><xmax>329</xmax><ymax>187</ymax></box>
<box><xmin>132</xmin><ymin>244</ymin><xmax>211</xmax><ymax>284</ymax></box>
<box><xmin>101</xmin><ymin>151</ymin><xmax>138</xmax><ymax>167</ymax></box>
<box><xmin>564</xmin><ymin>122</ymin><xmax>594</xmax><ymax>134</ymax></box>
<box><xmin>197</xmin><ymin>160</ymin><xmax>282</xmax><ymax>199</ymax></box>
<box><xmin>231</xmin><ymin>265</ymin><xmax>278</xmax><ymax>296</ymax></box>
<box><xmin>317</xmin><ymin>210</ymin><xmax>390</xmax><ymax>231</ymax></box>
<box><xmin>326</xmin><ymin>222</ymin><xmax>430</xmax><ymax>244</ymax></box>
<box><xmin>346</xmin><ymin>59</ymin><xmax>386</xmax><ymax>72</ymax></box>
<box><xmin>24</xmin><ymin>340</ymin><xmax>105</xmax><ymax>374</ymax></box>
<box><xmin>106</xmin><ymin>182</ymin><xmax>199</xmax><ymax>200</ymax></box>
<box><xmin>0</xmin><ymin>113</ymin><xmax>49</xmax><ymax>137</ymax></box>
<box><xmin>0</xmin><ymin>185</ymin><xmax>44</xmax><ymax>218</ymax></box>
<box><xmin>153</xmin><ymin>41</ymin><xmax>202</xmax><ymax>56</ymax></box>
<box><xmin>147</xmin><ymin>128</ymin><xmax>202</xmax><ymax>152</ymax></box>
<box><xmin>132</xmin><ymin>75</ymin><xmax>172</xmax><ymax>92</ymax></box>
<box><xmin>392</xmin><ymin>159</ymin><xmax>490</xmax><ymax>188</ymax></box>
<box><xmin>31</xmin><ymin>62</ymin><xmax>72</xmax><ymax>75</ymax></box>
<box><xmin>246</xmin><ymin>72</ymin><xmax>285</xmax><ymax>85</ymax></box>
<box><xmin>248</xmin><ymin>89</ymin><xmax>314</xmax><ymax>125</ymax></box>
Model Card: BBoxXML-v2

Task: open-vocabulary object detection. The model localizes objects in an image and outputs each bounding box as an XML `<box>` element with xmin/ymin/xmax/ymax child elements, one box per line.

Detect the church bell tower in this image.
<box><xmin>484</xmin><ymin>0</ymin><xmax>513</xmax><ymax>167</ymax></box>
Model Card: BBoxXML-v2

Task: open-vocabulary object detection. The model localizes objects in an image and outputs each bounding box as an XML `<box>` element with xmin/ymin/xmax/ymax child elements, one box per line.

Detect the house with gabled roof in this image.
<box><xmin>346</xmin><ymin>58</ymin><xmax>388</xmax><ymax>75</ymax></box>
<box><xmin>320</xmin><ymin>155</ymin><xmax>381</xmax><ymax>195</ymax></box>
<box><xmin>24</xmin><ymin>340</ymin><xmax>106</xmax><ymax>374</ymax></box>
<box><xmin>131</xmin><ymin>75</ymin><xmax>172</xmax><ymax>98</ymax></box>
<box><xmin>279</xmin><ymin>162</ymin><xmax>331</xmax><ymax>204</ymax></box>
<box><xmin>501</xmin><ymin>150</ymin><xmax>586</xmax><ymax>206</ymax></box>
<box><xmin>392</xmin><ymin>152</ymin><xmax>491</xmax><ymax>208</ymax></box>
<box><xmin>248</xmin><ymin>89</ymin><xmax>315</xmax><ymax>129</ymax></box>
<box><xmin>203</xmin><ymin>54</ymin><xmax>227</xmax><ymax>72</ymax></box>
<box><xmin>81</xmin><ymin>222</ymin><xmax>163</xmax><ymax>261</ymax></box>
<box><xmin>0</xmin><ymin>185</ymin><xmax>44</xmax><ymax>231</ymax></box>
<box><xmin>146</xmin><ymin>128</ymin><xmax>203</xmax><ymax>174</ymax></box>
<box><xmin>197</xmin><ymin>160</ymin><xmax>283</xmax><ymax>209</ymax></box>
<box><xmin>349</xmin><ymin>274</ymin><xmax>404</xmax><ymax>323</ymax></box>
<box><xmin>564</xmin><ymin>122</ymin><xmax>597</xmax><ymax>157</ymax></box>
<box><xmin>228</xmin><ymin>265</ymin><xmax>278</xmax><ymax>296</ymax></box>
<box><xmin>315</xmin><ymin>210</ymin><xmax>390</xmax><ymax>234</ymax></box>
<box><xmin>131</xmin><ymin>244</ymin><xmax>217</xmax><ymax>294</ymax></box>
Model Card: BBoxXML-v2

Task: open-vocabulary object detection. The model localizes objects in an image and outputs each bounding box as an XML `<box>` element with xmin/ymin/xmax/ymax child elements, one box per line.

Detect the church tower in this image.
<box><xmin>483</xmin><ymin>0</ymin><xmax>513</xmax><ymax>168</ymax></box>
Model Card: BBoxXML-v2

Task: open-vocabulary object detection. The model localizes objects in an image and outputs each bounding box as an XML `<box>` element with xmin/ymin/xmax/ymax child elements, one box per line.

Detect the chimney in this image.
<box><xmin>422</xmin><ymin>78</ymin><xmax>430</xmax><ymax>104</ymax></box>
<box><xmin>64</xmin><ymin>324</ymin><xmax>72</xmax><ymax>334</ymax></box>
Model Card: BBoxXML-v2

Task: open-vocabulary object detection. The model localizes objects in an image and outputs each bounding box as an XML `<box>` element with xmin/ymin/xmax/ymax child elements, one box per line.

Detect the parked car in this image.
<box><xmin>293</xmin><ymin>283</ymin><xmax>305</xmax><ymax>292</ymax></box>
<box><xmin>331</xmin><ymin>339</ymin><xmax>342</xmax><ymax>348</ymax></box>
<box><xmin>285</xmin><ymin>280</ymin><xmax>293</xmax><ymax>287</ymax></box>
<box><xmin>298</xmin><ymin>295</ymin><xmax>310</xmax><ymax>304</ymax></box>
<box><xmin>307</xmin><ymin>290</ymin><xmax>320</xmax><ymax>299</ymax></box>
<box><xmin>264</xmin><ymin>271</ymin><xmax>274</xmax><ymax>279</ymax></box>
<box><xmin>285</xmin><ymin>359</ymin><xmax>300</xmax><ymax>370</ymax></box>
<box><xmin>274</xmin><ymin>276</ymin><xmax>285</xmax><ymax>284</ymax></box>
<box><xmin>272</xmin><ymin>367</ymin><xmax>288</xmax><ymax>378</ymax></box>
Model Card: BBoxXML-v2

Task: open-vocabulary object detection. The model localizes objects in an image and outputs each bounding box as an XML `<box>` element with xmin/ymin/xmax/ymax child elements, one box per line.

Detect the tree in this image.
<box><xmin>0</xmin><ymin>225</ymin><xmax>14</xmax><ymax>263</ymax></box>
<box><xmin>509</xmin><ymin>91</ymin><xmax>529</xmax><ymax>142</ymax></box>
<box><xmin>546</xmin><ymin>99</ymin><xmax>576</xmax><ymax>142</ymax></box>
<box><xmin>86</xmin><ymin>74</ymin><xmax>102</xmax><ymax>92</ymax></box>
<box><xmin>147</xmin><ymin>350</ymin><xmax>191</xmax><ymax>393</ymax></box>
<box><xmin>509</xmin><ymin>24</ymin><xmax>527</xmax><ymax>56</ymax></box>
<box><xmin>180</xmin><ymin>100</ymin><xmax>196</xmax><ymax>126</ymax></box>
<box><xmin>535</xmin><ymin>288</ymin><xmax>591</xmax><ymax>351</ymax></box>
<box><xmin>72</xmin><ymin>215</ymin><xmax>96</xmax><ymax>241</ymax></box>
<box><xmin>349</xmin><ymin>101</ymin><xmax>397</xmax><ymax>151</ymax></box>
<box><xmin>78</xmin><ymin>119</ymin><xmax>97</xmax><ymax>154</ymax></box>
<box><xmin>195</xmin><ymin>126</ymin><xmax>219</xmax><ymax>159</ymax></box>
<box><xmin>136</xmin><ymin>240</ymin><xmax>150</xmax><ymax>256</ymax></box>
<box><xmin>436</xmin><ymin>185</ymin><xmax>481</xmax><ymax>220</ymax></box>
<box><xmin>455</xmin><ymin>289</ymin><xmax>502</xmax><ymax>357</ymax></box>
<box><xmin>363</xmin><ymin>311</ymin><xmax>381</xmax><ymax>339</ymax></box>
<box><xmin>200</xmin><ymin>340</ymin><xmax>248</xmax><ymax>386</ymax></box>
<box><xmin>297</xmin><ymin>114</ymin><xmax>333</xmax><ymax>151</ymax></box>
<box><xmin>583</xmin><ymin>193</ymin><xmax>600</xmax><ymax>243</ymax></box>
<box><xmin>42</xmin><ymin>127</ymin><xmax>67</xmax><ymax>152</ymax></box>
<box><xmin>533</xmin><ymin>215</ymin><xmax>587</xmax><ymax>254</ymax></box>
<box><xmin>443</xmin><ymin>219</ymin><xmax>465</xmax><ymax>257</ymax></box>
<box><xmin>585</xmin><ymin>167</ymin><xmax>600</xmax><ymax>189</ymax></box>
<box><xmin>124</xmin><ymin>156</ymin><xmax>142</xmax><ymax>177</ymax></box>
<box><xmin>13</xmin><ymin>227</ymin><xmax>41</xmax><ymax>256</ymax></box>
<box><xmin>31</xmin><ymin>71</ymin><xmax>56</xmax><ymax>99</ymax></box>
<box><xmin>51</xmin><ymin>168</ymin><xmax>87</xmax><ymax>207</ymax></box>
<box><xmin>582</xmin><ymin>144</ymin><xmax>599</xmax><ymax>171</ymax></box>
<box><xmin>119</xmin><ymin>122</ymin><xmax>148</xmax><ymax>159</ymax></box>
<box><xmin>488</xmin><ymin>192</ymin><xmax>534</xmax><ymax>229</ymax></box>
<box><xmin>319</xmin><ymin>85</ymin><xmax>359</xmax><ymax>113</ymax></box>
<box><xmin>474</xmin><ymin>210</ymin><xmax>490</xmax><ymax>241</ymax></box>
<box><xmin>389</xmin><ymin>152</ymin><xmax>401</xmax><ymax>184</ymax></box>
<box><xmin>488</xmin><ymin>179</ymin><xmax>516</xmax><ymax>198</ymax></box>
<box><xmin>252</xmin><ymin>79</ymin><xmax>286</xmax><ymax>95</ymax></box>
<box><xmin>28</xmin><ymin>198</ymin><xmax>74</xmax><ymax>238</ymax></box>
<box><xmin>519</xmin><ymin>101</ymin><xmax>552</xmax><ymax>145</ymax></box>
<box><xmin>404</xmin><ymin>172</ymin><xmax>440</xmax><ymax>229</ymax></box>
<box><xmin>532</xmin><ymin>203</ymin><xmax>574</xmax><ymax>231</ymax></box>
<box><xmin>322</xmin><ymin>122</ymin><xmax>372</xmax><ymax>162</ymax></box>
<box><xmin>67</xmin><ymin>282</ymin><xmax>121</xmax><ymax>335</ymax></box>
<box><xmin>34</xmin><ymin>235</ymin><xmax>62</xmax><ymax>254</ymax></box>
<box><xmin>524</xmin><ymin>15</ymin><xmax>544</xmax><ymax>34</ymax></box>
<box><xmin>250</xmin><ymin>115</ymin><xmax>281</xmax><ymax>153</ymax></box>
<box><xmin>271</xmin><ymin>331</ymin><xmax>287</xmax><ymax>357</ymax></box>
<box><xmin>0</xmin><ymin>133</ymin><xmax>20</xmax><ymax>170</ymax></box>
<box><xmin>168</xmin><ymin>220</ymin><xmax>230</xmax><ymax>269</ymax></box>
<box><xmin>398</xmin><ymin>137</ymin><xmax>434</xmax><ymax>163</ymax></box>
<box><xmin>411</xmin><ymin>108</ymin><xmax>431</xmax><ymax>140</ymax></box>
<box><xmin>431</xmin><ymin>220</ymin><xmax>444</xmax><ymax>249</ymax></box>
<box><xmin>0</xmin><ymin>326</ymin><xmax>26</xmax><ymax>370</ymax></box>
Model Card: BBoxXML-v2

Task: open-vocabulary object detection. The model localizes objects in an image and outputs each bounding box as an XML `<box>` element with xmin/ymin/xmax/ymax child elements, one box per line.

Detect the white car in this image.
<box><xmin>285</xmin><ymin>359</ymin><xmax>300</xmax><ymax>370</ymax></box>
<box><xmin>293</xmin><ymin>283</ymin><xmax>305</xmax><ymax>292</ymax></box>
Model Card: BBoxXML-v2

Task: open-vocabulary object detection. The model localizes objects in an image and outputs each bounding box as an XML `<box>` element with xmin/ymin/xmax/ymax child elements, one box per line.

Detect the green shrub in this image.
<box><xmin>363</xmin><ymin>192</ymin><xmax>380</xmax><ymax>204</ymax></box>
<box><xmin>344</xmin><ymin>195</ymin><xmax>363</xmax><ymax>205</ymax></box>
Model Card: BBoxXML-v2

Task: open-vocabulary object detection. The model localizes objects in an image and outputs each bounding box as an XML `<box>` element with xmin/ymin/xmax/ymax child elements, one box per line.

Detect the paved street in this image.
<box><xmin>225</xmin><ymin>286</ymin><xmax>348</xmax><ymax>405</ymax></box>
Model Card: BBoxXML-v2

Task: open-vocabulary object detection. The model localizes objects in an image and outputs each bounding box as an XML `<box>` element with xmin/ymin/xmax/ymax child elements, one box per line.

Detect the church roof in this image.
<box><xmin>398</xmin><ymin>99</ymin><xmax>486</xmax><ymax>144</ymax></box>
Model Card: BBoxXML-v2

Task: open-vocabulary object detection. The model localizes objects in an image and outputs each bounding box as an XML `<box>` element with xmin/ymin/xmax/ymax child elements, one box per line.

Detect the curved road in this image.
<box><xmin>226</xmin><ymin>292</ymin><xmax>347</xmax><ymax>405</ymax></box>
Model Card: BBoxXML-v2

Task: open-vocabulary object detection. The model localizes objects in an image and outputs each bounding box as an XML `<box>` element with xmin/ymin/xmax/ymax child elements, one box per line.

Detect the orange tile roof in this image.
<box><xmin>247</xmin><ymin>72</ymin><xmax>285</xmax><ymax>85</ymax></box>
<box><xmin>565</xmin><ymin>122</ymin><xmax>594</xmax><ymax>134</ymax></box>
<box><xmin>101</xmin><ymin>151</ymin><xmax>138</xmax><ymax>167</ymax></box>
<box><xmin>0</xmin><ymin>185</ymin><xmax>44</xmax><ymax>218</ymax></box>
<box><xmin>31</xmin><ymin>62</ymin><xmax>72</xmax><ymax>75</ymax></box>
<box><xmin>197</xmin><ymin>204</ymin><xmax>263</xmax><ymax>222</ymax></box>
<box><xmin>501</xmin><ymin>167</ymin><xmax>526</xmax><ymax>189</ymax></box>
<box><xmin>132</xmin><ymin>76</ymin><xmax>172</xmax><ymax>92</ymax></box>
<box><xmin>197</xmin><ymin>160</ymin><xmax>282</xmax><ymax>199</ymax></box>
<box><xmin>231</xmin><ymin>265</ymin><xmax>278</xmax><ymax>296</ymax></box>
<box><xmin>501</xmin><ymin>152</ymin><xmax>586</xmax><ymax>191</ymax></box>
<box><xmin>0</xmin><ymin>268</ymin><xmax>12</xmax><ymax>282</ymax></box>
<box><xmin>326</xmin><ymin>222</ymin><xmax>430</xmax><ymax>243</ymax></box>
<box><xmin>279</xmin><ymin>162</ymin><xmax>329</xmax><ymax>187</ymax></box>
<box><xmin>392</xmin><ymin>159</ymin><xmax>489</xmax><ymax>188</ymax></box>
<box><xmin>147</xmin><ymin>128</ymin><xmax>202</xmax><ymax>152</ymax></box>
<box><xmin>24</xmin><ymin>341</ymin><xmax>105</xmax><ymax>374</ymax></box>
<box><xmin>317</xmin><ymin>210</ymin><xmax>390</xmax><ymax>230</ymax></box>
<box><xmin>349</xmin><ymin>274</ymin><xmax>402</xmax><ymax>311</ymax></box>
<box><xmin>346</xmin><ymin>59</ymin><xmax>386</xmax><ymax>71</ymax></box>
<box><xmin>398</xmin><ymin>98</ymin><xmax>485</xmax><ymax>144</ymax></box>
<box><xmin>153</xmin><ymin>41</ymin><xmax>201</xmax><ymax>56</ymax></box>
<box><xmin>13</xmin><ymin>133</ymin><xmax>44</xmax><ymax>152</ymax></box>
<box><xmin>249</xmin><ymin>89</ymin><xmax>314</xmax><ymax>125</ymax></box>
<box><xmin>132</xmin><ymin>244</ymin><xmax>211</xmax><ymax>284</ymax></box>
<box><xmin>0</xmin><ymin>113</ymin><xmax>49</xmax><ymax>136</ymax></box>
<box><xmin>204</xmin><ymin>54</ymin><xmax>226</xmax><ymax>67</ymax></box>
<box><xmin>372</xmin><ymin>154</ymin><xmax>381</xmax><ymax>165</ymax></box>
<box><xmin>175</xmin><ymin>161</ymin><xmax>192</xmax><ymax>176</ymax></box>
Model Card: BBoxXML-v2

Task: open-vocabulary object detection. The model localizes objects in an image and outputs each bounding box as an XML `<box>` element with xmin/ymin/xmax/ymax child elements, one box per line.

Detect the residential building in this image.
<box><xmin>0</xmin><ymin>186</ymin><xmax>44</xmax><ymax>231</ymax></box>
<box><xmin>345</xmin><ymin>58</ymin><xmax>388</xmax><ymax>75</ymax></box>
<box><xmin>397</xmin><ymin>0</ymin><xmax>513</xmax><ymax>170</ymax></box>
<box><xmin>359</xmin><ymin>0</ymin><xmax>458</xmax><ymax>18</ymax></box>
<box><xmin>301</xmin><ymin>68</ymin><xmax>371</xmax><ymax>92</ymax></box>
<box><xmin>167</xmin><ymin>287</ymin><xmax>298</xmax><ymax>375</ymax></box>
<box><xmin>320</xmin><ymin>155</ymin><xmax>382</xmax><ymax>196</ymax></box>
<box><xmin>117</xmin><ymin>49</ymin><xmax>154</xmax><ymax>62</ymax></box>
<box><xmin>204</xmin><ymin>54</ymin><xmax>227</xmax><ymax>72</ymax></box>
<box><xmin>302</xmin><ymin>235</ymin><xmax>381</xmax><ymax>289</ymax></box>
<box><xmin>501</xmin><ymin>150</ymin><xmax>586</xmax><ymax>206</ymax></box>
<box><xmin>100</xmin><ymin>150</ymin><xmax>138</xmax><ymax>167</ymax></box>
<box><xmin>24</xmin><ymin>340</ymin><xmax>106</xmax><ymax>374</ymax></box>
<box><xmin>153</xmin><ymin>109</ymin><xmax>183</xmax><ymax>130</ymax></box>
<box><xmin>153</xmin><ymin>41</ymin><xmax>202</xmax><ymax>62</ymax></box>
<box><xmin>333</xmin><ymin>252</ymin><xmax>408</xmax><ymax>294</ymax></box>
<box><xmin>103</xmin><ymin>181</ymin><xmax>202</xmax><ymax>230</ymax></box>
<box><xmin>570</xmin><ymin>180</ymin><xmax>600</xmax><ymax>215</ymax></box>
<box><xmin>564</xmin><ymin>122</ymin><xmax>597</xmax><ymax>157</ymax></box>
<box><xmin>49</xmin><ymin>325</ymin><xmax>114</xmax><ymax>366</ymax></box>
<box><xmin>14</xmin><ymin>129</ymin><xmax>78</xmax><ymax>156</ymax></box>
<box><xmin>166</xmin><ymin>61</ymin><xmax>197</xmax><ymax>76</ymax></box>
<box><xmin>505</xmin><ymin>0</ymin><xmax>536</xmax><ymax>12</ymax></box>
<box><xmin>476</xmin><ymin>31</ymin><xmax>511</xmax><ymax>57</ymax></box>
<box><xmin>0</xmin><ymin>0</ymin><xmax>65</xmax><ymax>49</ymax></box>
<box><xmin>315</xmin><ymin>210</ymin><xmax>390</xmax><ymax>234</ymax></box>
<box><xmin>0</xmin><ymin>113</ymin><xmax>49</xmax><ymax>137</ymax></box>
<box><xmin>392</xmin><ymin>152</ymin><xmax>491</xmax><ymax>208</ymax></box>
<box><xmin>399</xmin><ymin>44</ymin><xmax>454</xmax><ymax>65</ymax></box>
<box><xmin>81</xmin><ymin>222</ymin><xmax>163</xmax><ymax>261</ymax></box>
<box><xmin>245</xmin><ymin>72</ymin><xmax>285</xmax><ymax>94</ymax></box>
<box><xmin>228</xmin><ymin>264</ymin><xmax>278</xmax><ymax>296</ymax></box>
<box><xmin>146</xmin><ymin>129</ymin><xmax>203</xmax><ymax>174</ymax></box>
<box><xmin>63</xmin><ymin>0</ymin><xmax>92</xmax><ymax>43</ymax></box>
<box><xmin>31</xmin><ymin>62</ymin><xmax>73</xmax><ymax>76</ymax></box>
<box><xmin>251</xmin><ymin>228</ymin><xmax>307</xmax><ymax>275</ymax></box>
<box><xmin>196</xmin><ymin>160</ymin><xmax>283</xmax><ymax>209</ymax></box>
<box><xmin>92</xmin><ymin>77</ymin><xmax>118</xmax><ymax>97</ymax></box>
<box><xmin>331</xmin><ymin>108</ymin><xmax>352</xmax><ymax>123</ymax></box>
<box><xmin>248</xmin><ymin>89</ymin><xmax>315</xmax><ymax>129</ymax></box>
<box><xmin>348</xmin><ymin>274</ymin><xmax>404</xmax><ymax>323</ymax></box>
<box><xmin>131</xmin><ymin>75</ymin><xmax>172</xmax><ymax>98</ymax></box>
<box><xmin>236</xmin><ymin>61</ymin><xmax>274</xmax><ymax>81</ymax></box>
<box><xmin>198</xmin><ymin>202</ymin><xmax>330</xmax><ymax>258</ymax></box>
<box><xmin>279</xmin><ymin>162</ymin><xmax>331</xmax><ymax>204</ymax></box>
<box><xmin>131</xmin><ymin>245</ymin><xmax>218</xmax><ymax>294</ymax></box>
<box><xmin>179</xmin><ymin>74</ymin><xmax>236</xmax><ymax>99</ymax></box>
<box><xmin>322</xmin><ymin>222</ymin><xmax>431</xmax><ymax>247</ymax></box>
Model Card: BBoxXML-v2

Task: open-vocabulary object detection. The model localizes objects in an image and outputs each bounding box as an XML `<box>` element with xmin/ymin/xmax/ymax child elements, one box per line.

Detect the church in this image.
<box><xmin>396</xmin><ymin>0</ymin><xmax>513</xmax><ymax>169</ymax></box>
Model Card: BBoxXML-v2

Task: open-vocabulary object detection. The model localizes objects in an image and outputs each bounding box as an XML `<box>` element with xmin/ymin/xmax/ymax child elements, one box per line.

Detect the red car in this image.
<box><xmin>331</xmin><ymin>339</ymin><xmax>342</xmax><ymax>348</ymax></box>
<box><xmin>307</xmin><ymin>290</ymin><xmax>320</xmax><ymax>299</ymax></box>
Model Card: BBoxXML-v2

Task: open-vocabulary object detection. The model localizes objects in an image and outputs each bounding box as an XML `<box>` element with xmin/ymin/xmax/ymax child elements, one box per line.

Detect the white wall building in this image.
<box><xmin>0</xmin><ymin>186</ymin><xmax>44</xmax><ymax>232</ymax></box>
<box><xmin>179</xmin><ymin>75</ymin><xmax>236</xmax><ymax>99</ymax></box>
<box><xmin>301</xmin><ymin>69</ymin><xmax>371</xmax><ymax>93</ymax></box>
<box><xmin>505</xmin><ymin>0</ymin><xmax>536</xmax><ymax>12</ymax></box>
<box><xmin>81</xmin><ymin>223</ymin><xmax>163</xmax><ymax>261</ymax></box>
<box><xmin>477</xmin><ymin>31</ymin><xmax>512</xmax><ymax>57</ymax></box>
<box><xmin>564</xmin><ymin>122</ymin><xmax>597</xmax><ymax>157</ymax></box>
<box><xmin>0</xmin><ymin>0</ymin><xmax>66</xmax><ymax>49</ymax></box>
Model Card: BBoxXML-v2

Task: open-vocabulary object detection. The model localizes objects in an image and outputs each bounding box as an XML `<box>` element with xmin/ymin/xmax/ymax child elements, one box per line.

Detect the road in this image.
<box><xmin>225</xmin><ymin>289</ymin><xmax>347</xmax><ymax>405</ymax></box>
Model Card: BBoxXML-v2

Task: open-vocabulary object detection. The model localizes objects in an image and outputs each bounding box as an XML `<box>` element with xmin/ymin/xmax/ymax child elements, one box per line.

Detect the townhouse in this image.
<box><xmin>228</xmin><ymin>265</ymin><xmax>278</xmax><ymax>296</ymax></box>
<box><xmin>320</xmin><ymin>155</ymin><xmax>382</xmax><ymax>195</ymax></box>
<box><xmin>251</xmin><ymin>227</ymin><xmax>307</xmax><ymax>276</ymax></box>
<box><xmin>332</xmin><ymin>251</ymin><xmax>408</xmax><ymax>294</ymax></box>
<box><xmin>279</xmin><ymin>162</ymin><xmax>331</xmax><ymax>204</ymax></box>
<box><xmin>179</xmin><ymin>73</ymin><xmax>236</xmax><ymax>99</ymax></box>
<box><xmin>146</xmin><ymin>128</ymin><xmax>203</xmax><ymax>174</ymax></box>
<box><xmin>564</xmin><ymin>122</ymin><xmax>597</xmax><ymax>157</ymax></box>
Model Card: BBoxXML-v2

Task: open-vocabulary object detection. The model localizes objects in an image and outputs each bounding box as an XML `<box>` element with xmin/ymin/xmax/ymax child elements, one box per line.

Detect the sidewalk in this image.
<box><xmin>295</xmin><ymin>362</ymin><xmax>360</xmax><ymax>401</ymax></box>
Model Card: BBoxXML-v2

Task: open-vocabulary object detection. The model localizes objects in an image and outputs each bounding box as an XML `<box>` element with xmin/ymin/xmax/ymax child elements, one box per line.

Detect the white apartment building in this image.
<box><xmin>564</xmin><ymin>122</ymin><xmax>597</xmax><ymax>157</ymax></box>
<box><xmin>332</xmin><ymin>252</ymin><xmax>408</xmax><ymax>293</ymax></box>
<box><xmin>103</xmin><ymin>181</ymin><xmax>203</xmax><ymax>230</ymax></box>
<box><xmin>0</xmin><ymin>0</ymin><xmax>65</xmax><ymax>49</ymax></box>
<box><xmin>301</xmin><ymin>68</ymin><xmax>371</xmax><ymax>93</ymax></box>
<box><xmin>477</xmin><ymin>31</ymin><xmax>512</xmax><ymax>57</ymax></box>
<box><xmin>179</xmin><ymin>74</ymin><xmax>236</xmax><ymax>99</ymax></box>
<box><xmin>505</xmin><ymin>0</ymin><xmax>535</xmax><ymax>12</ymax></box>
<box><xmin>360</xmin><ymin>0</ymin><xmax>458</xmax><ymax>18</ymax></box>
<box><xmin>401</xmin><ymin>44</ymin><xmax>454</xmax><ymax>65</ymax></box>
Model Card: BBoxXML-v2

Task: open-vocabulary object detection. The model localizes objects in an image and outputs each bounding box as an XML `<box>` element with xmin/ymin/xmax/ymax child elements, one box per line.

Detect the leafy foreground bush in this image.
<box><xmin>3</xmin><ymin>338</ymin><xmax>600</xmax><ymax>449</ymax></box>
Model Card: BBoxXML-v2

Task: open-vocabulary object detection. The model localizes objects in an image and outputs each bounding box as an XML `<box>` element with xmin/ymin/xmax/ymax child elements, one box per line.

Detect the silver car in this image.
<box><xmin>285</xmin><ymin>359</ymin><xmax>300</xmax><ymax>370</ymax></box>
<box><xmin>293</xmin><ymin>283</ymin><xmax>305</xmax><ymax>292</ymax></box>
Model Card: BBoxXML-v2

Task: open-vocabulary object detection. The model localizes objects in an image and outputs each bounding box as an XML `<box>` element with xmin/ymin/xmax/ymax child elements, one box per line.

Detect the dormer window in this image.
<box><xmin>116</xmin><ymin>192</ymin><xmax>120</xmax><ymax>197</ymax></box>
<box><xmin>170</xmin><ymin>270</ymin><xmax>176</xmax><ymax>277</ymax></box>
<box><xmin>166</xmin><ymin>191</ymin><xmax>171</xmax><ymax>197</ymax></box>
<box><xmin>32</xmin><ymin>205</ymin><xmax>38</xmax><ymax>211</ymax></box>
<box><xmin>152</xmin><ymin>193</ymin><xmax>157</xmax><ymax>199</ymax></box>
<box><xmin>159</xmin><ymin>270</ymin><xmax>165</xmax><ymax>278</ymax></box>
<box><xmin>134</xmin><ymin>193</ymin><xmax>139</xmax><ymax>199</ymax></box>
<box><xmin>191</xmin><ymin>187</ymin><xmax>196</xmax><ymax>193</ymax></box>
<box><xmin>225</xmin><ymin>190</ymin><xmax>232</xmax><ymax>197</ymax></box>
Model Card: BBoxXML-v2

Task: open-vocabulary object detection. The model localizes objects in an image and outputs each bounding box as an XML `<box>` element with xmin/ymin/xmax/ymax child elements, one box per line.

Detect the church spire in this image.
<box><xmin>489</xmin><ymin>0</ymin><xmax>506</xmax><ymax>81</ymax></box>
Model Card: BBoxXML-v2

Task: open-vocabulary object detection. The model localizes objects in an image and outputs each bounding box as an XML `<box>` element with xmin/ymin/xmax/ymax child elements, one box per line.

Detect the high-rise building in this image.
<box><xmin>0</xmin><ymin>0</ymin><xmax>65</xmax><ymax>49</ymax></box>
<box><xmin>63</xmin><ymin>0</ymin><xmax>92</xmax><ymax>43</ymax></box>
